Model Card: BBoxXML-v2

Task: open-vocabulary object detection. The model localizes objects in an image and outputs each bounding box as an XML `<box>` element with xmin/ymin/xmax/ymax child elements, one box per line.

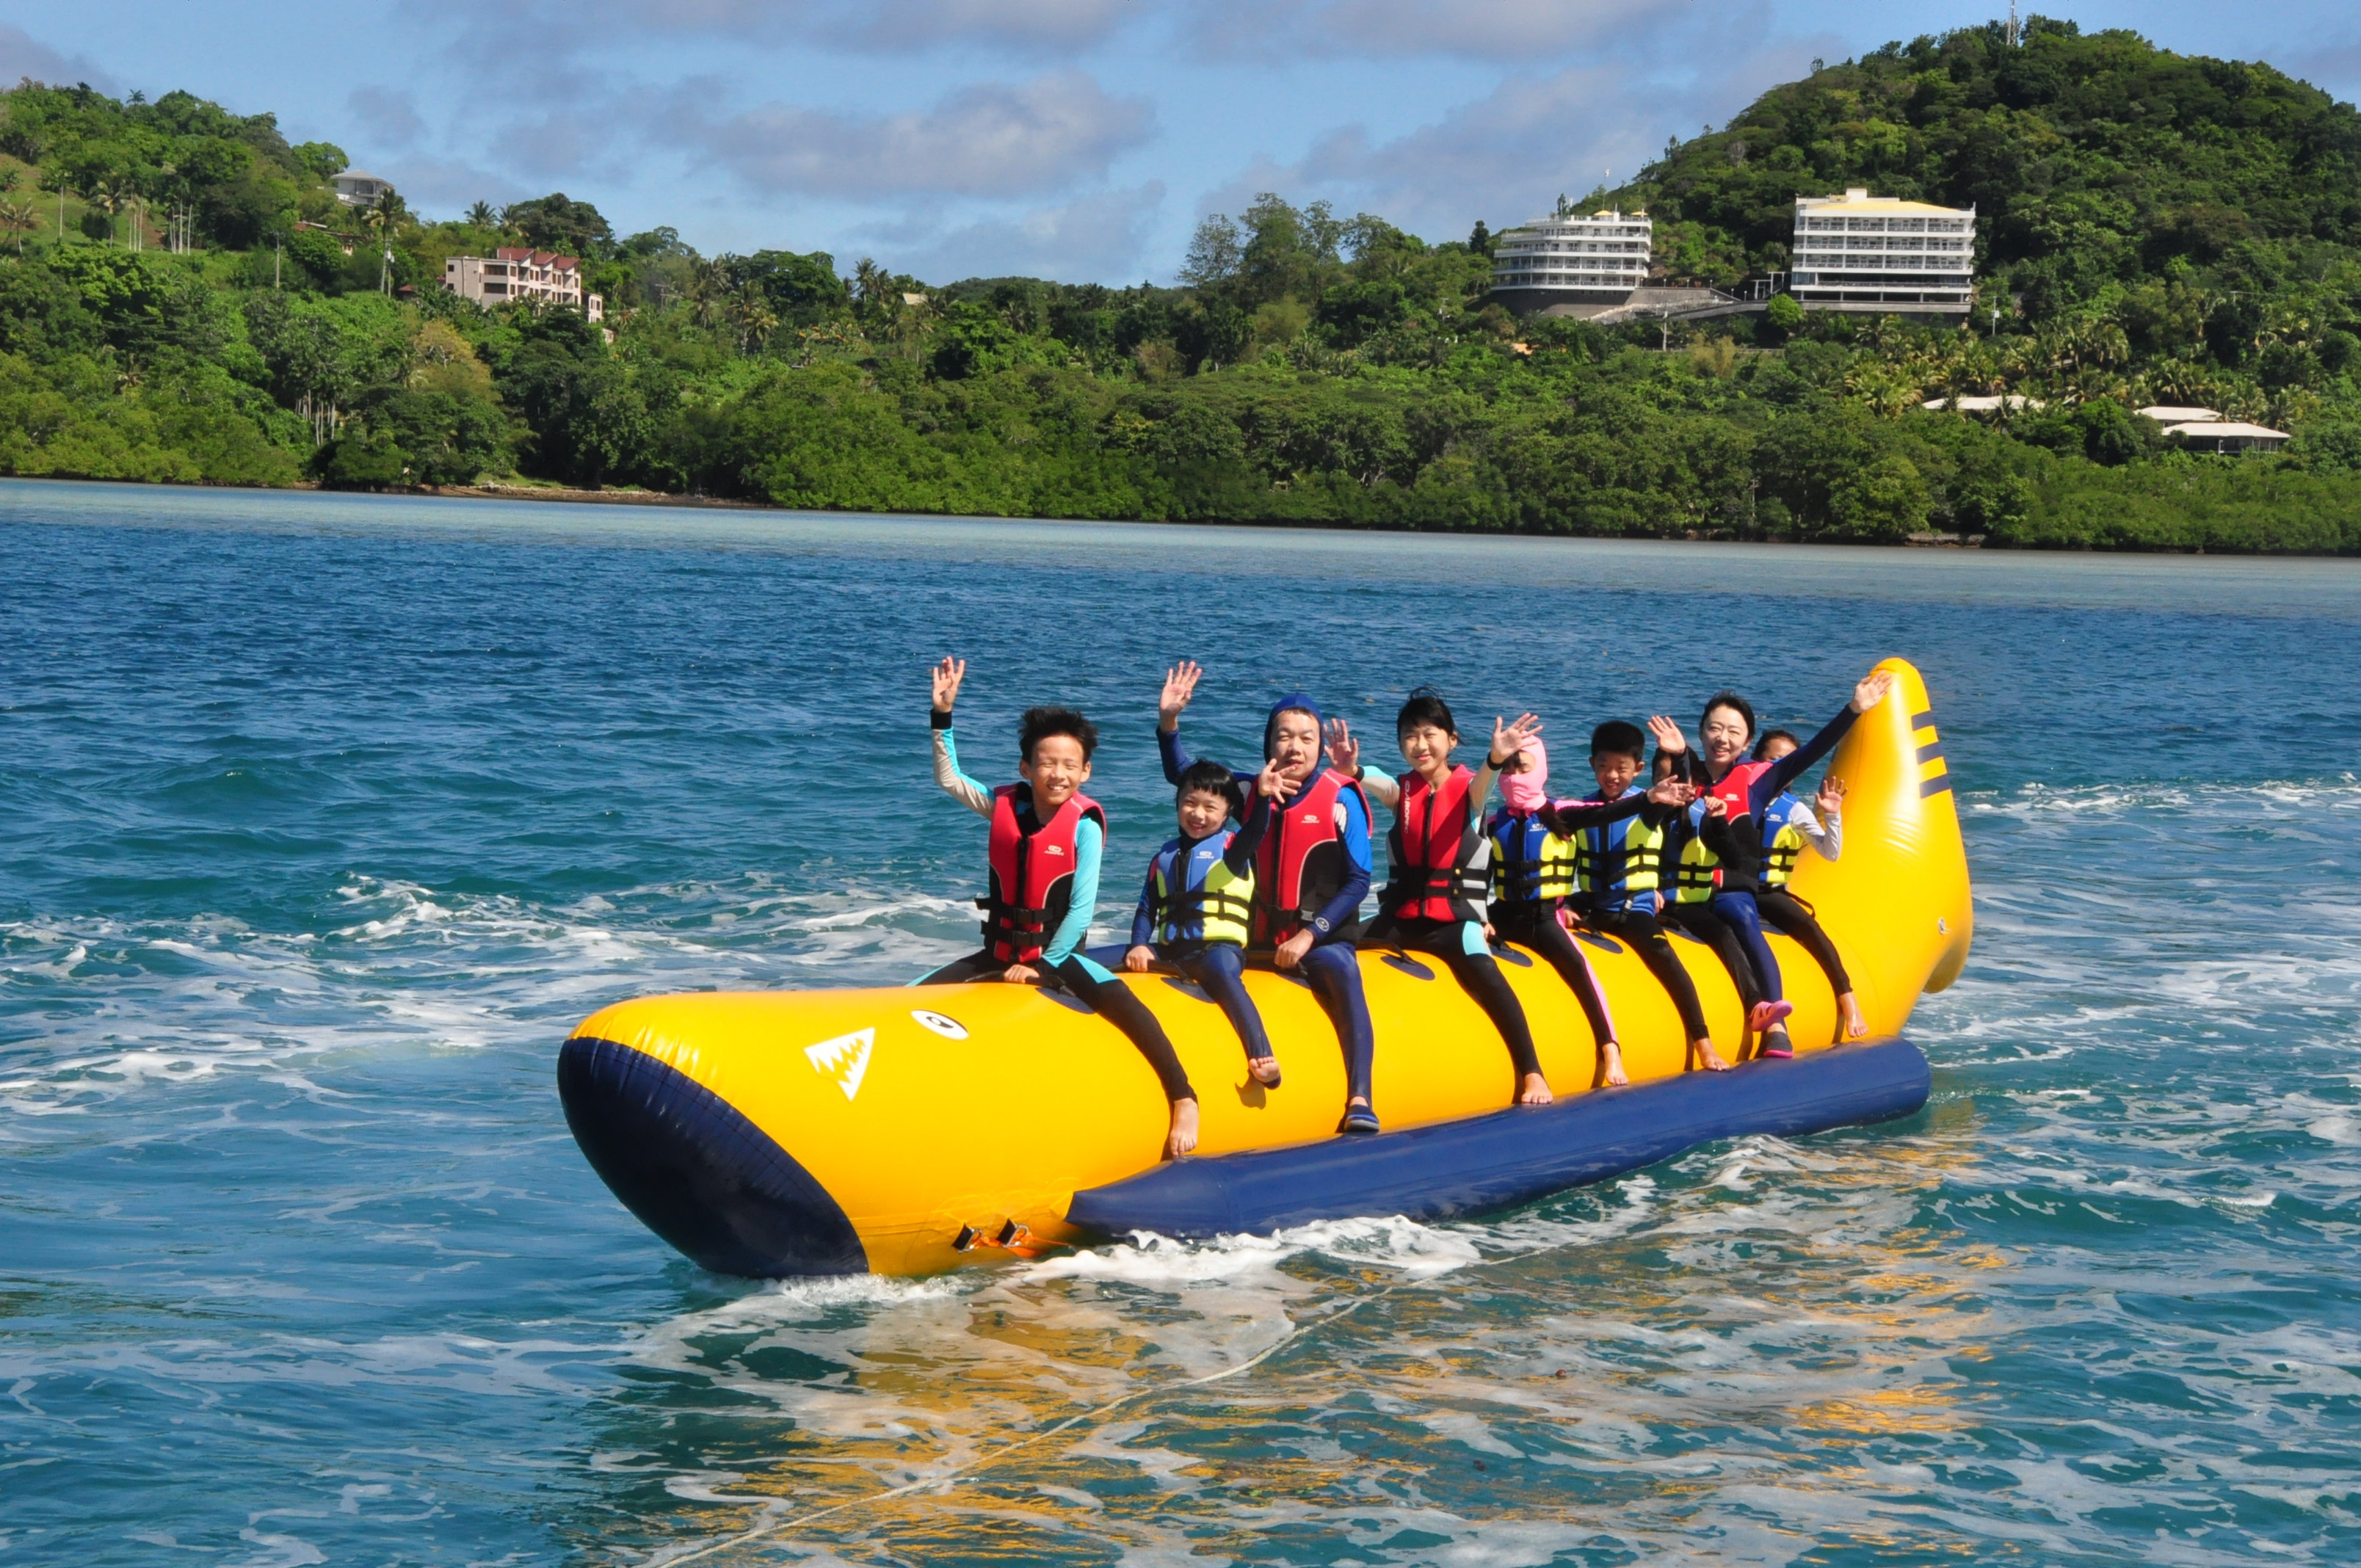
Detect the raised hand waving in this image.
<box><xmin>931</xmin><ymin>656</ymin><xmax>967</xmax><ymax>714</ymax></box>
<box><xmin>1158</xmin><ymin>660</ymin><xmax>1203</xmax><ymax>731</ymax></box>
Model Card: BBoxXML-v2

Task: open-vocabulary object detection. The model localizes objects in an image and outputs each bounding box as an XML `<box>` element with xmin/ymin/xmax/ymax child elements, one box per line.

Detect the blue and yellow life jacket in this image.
<box><xmin>1762</xmin><ymin>792</ymin><xmax>1810</xmax><ymax>889</ymax></box>
<box><xmin>1147</xmin><ymin>832</ymin><xmax>1256</xmax><ymax>948</ymax></box>
<box><xmin>1670</xmin><ymin>798</ymin><xmax>1724</xmax><ymax>905</ymax></box>
<box><xmin>1487</xmin><ymin>809</ymin><xmax>1575</xmax><ymax>905</ymax></box>
<box><xmin>1572</xmin><ymin>788</ymin><xmax>1666</xmax><ymax>911</ymax></box>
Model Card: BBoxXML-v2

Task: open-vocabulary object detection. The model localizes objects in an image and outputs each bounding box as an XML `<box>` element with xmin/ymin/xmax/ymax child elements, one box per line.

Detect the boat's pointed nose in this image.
<box><xmin>557</xmin><ymin>1034</ymin><xmax>869</xmax><ymax>1277</ymax></box>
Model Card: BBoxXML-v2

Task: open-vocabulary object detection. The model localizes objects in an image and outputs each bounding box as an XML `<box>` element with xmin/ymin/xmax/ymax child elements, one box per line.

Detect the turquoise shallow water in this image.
<box><xmin>4</xmin><ymin>477</ymin><xmax>2360</xmax><ymax>1566</ymax></box>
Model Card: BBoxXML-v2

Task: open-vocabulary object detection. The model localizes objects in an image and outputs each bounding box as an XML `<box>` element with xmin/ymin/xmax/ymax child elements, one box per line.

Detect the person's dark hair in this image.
<box><xmin>1018</xmin><ymin>705</ymin><xmax>1098</xmax><ymax>763</ymax></box>
<box><xmin>1652</xmin><ymin>750</ymin><xmax>1679</xmax><ymax>783</ymax></box>
<box><xmin>1750</xmin><ymin>727</ymin><xmax>1800</xmax><ymax>761</ymax></box>
<box><xmin>1396</xmin><ymin>685</ymin><xmax>1457</xmax><ymax>740</ymax></box>
<box><xmin>1175</xmin><ymin>758</ymin><xmax>1244</xmax><ymax>819</ymax></box>
<box><xmin>1701</xmin><ymin>689</ymin><xmax>1755</xmax><ymax>739</ymax></box>
<box><xmin>1590</xmin><ymin>720</ymin><xmax>1646</xmax><ymax>763</ymax></box>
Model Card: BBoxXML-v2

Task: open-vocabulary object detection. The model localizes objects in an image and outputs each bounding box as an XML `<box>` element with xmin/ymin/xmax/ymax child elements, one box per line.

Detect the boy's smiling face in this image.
<box><xmin>1592</xmin><ymin>749</ymin><xmax>1641</xmax><ymax>799</ymax></box>
<box><xmin>1176</xmin><ymin>787</ymin><xmax>1230</xmax><ymax>841</ymax></box>
<box><xmin>1023</xmin><ymin>734</ymin><xmax>1092</xmax><ymax>809</ymax></box>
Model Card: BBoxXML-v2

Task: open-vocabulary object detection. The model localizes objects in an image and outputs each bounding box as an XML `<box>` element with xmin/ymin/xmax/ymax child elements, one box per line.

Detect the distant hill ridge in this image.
<box><xmin>1619</xmin><ymin>16</ymin><xmax>2361</xmax><ymax>319</ymax></box>
<box><xmin>0</xmin><ymin>16</ymin><xmax>2356</xmax><ymax>553</ymax></box>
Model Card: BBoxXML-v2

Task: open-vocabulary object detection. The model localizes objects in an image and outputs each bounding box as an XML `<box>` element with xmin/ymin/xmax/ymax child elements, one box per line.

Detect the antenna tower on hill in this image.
<box><xmin>2008</xmin><ymin>2</ymin><xmax>2019</xmax><ymax>46</ymax></box>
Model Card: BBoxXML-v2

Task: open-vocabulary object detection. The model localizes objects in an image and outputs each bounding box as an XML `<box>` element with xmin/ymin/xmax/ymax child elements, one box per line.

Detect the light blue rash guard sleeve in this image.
<box><xmin>932</xmin><ymin>725</ymin><xmax>994</xmax><ymax>818</ymax></box>
<box><xmin>1041</xmin><ymin>816</ymin><xmax>1103</xmax><ymax>967</ymax></box>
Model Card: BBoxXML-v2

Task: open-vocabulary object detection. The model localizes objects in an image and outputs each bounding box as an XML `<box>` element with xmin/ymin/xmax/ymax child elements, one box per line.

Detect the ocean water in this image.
<box><xmin>4</xmin><ymin>476</ymin><xmax>2359</xmax><ymax>1567</ymax></box>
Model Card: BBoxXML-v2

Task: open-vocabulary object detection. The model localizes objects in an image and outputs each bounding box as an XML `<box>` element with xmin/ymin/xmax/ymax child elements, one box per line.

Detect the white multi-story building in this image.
<box><xmin>443</xmin><ymin>248</ymin><xmax>604</xmax><ymax>322</ymax></box>
<box><xmin>1788</xmin><ymin>189</ymin><xmax>1975</xmax><ymax>312</ymax></box>
<box><xmin>1490</xmin><ymin>208</ymin><xmax>1653</xmax><ymax>313</ymax></box>
<box><xmin>333</xmin><ymin>170</ymin><xmax>394</xmax><ymax>208</ymax></box>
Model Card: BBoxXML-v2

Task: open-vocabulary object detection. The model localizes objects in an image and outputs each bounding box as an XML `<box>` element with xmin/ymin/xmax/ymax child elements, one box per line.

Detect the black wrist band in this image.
<box><xmin>930</xmin><ymin>708</ymin><xmax>953</xmax><ymax>730</ymax></box>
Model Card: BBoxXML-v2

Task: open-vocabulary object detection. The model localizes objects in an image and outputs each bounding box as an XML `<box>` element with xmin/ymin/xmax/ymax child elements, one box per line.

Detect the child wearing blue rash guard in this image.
<box><xmin>924</xmin><ymin>657</ymin><xmax>1199</xmax><ymax>1159</ymax></box>
<box><xmin>1157</xmin><ymin>661</ymin><xmax>1383</xmax><ymax>1134</ymax></box>
<box><xmin>1124</xmin><ymin>757</ymin><xmax>1288</xmax><ymax>1087</ymax></box>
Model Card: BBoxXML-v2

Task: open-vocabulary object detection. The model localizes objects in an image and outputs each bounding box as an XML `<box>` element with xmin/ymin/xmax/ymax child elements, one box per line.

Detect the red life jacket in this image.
<box><xmin>1709</xmin><ymin>759</ymin><xmax>1774</xmax><ymax>821</ymax></box>
<box><xmin>1680</xmin><ymin>758</ymin><xmax>1777</xmax><ymax>897</ymax></box>
<box><xmin>983</xmin><ymin>783</ymin><xmax>1104</xmax><ymax>963</ymax></box>
<box><xmin>1385</xmin><ymin>764</ymin><xmax>1482</xmax><ymax>923</ymax></box>
<box><xmin>1251</xmin><ymin>767</ymin><xmax>1371</xmax><ymax>946</ymax></box>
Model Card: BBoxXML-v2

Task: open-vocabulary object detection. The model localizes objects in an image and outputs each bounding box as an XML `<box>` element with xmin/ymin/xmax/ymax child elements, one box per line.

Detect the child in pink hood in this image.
<box><xmin>1484</xmin><ymin>735</ymin><xmax>1691</xmax><ymax>1088</ymax></box>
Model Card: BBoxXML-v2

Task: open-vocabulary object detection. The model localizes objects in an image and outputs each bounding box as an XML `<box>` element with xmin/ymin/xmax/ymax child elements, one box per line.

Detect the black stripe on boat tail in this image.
<box><xmin>557</xmin><ymin>1035</ymin><xmax>868</xmax><ymax>1277</ymax></box>
<box><xmin>1916</xmin><ymin>740</ymin><xmax>1945</xmax><ymax>764</ymax></box>
<box><xmin>1920</xmin><ymin>774</ymin><xmax>1953</xmax><ymax>799</ymax></box>
<box><xmin>1911</xmin><ymin>709</ymin><xmax>1934</xmax><ymax>728</ymax></box>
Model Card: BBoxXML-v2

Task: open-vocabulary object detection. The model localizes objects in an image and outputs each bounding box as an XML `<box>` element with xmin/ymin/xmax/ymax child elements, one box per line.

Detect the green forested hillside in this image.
<box><xmin>1</xmin><ymin>18</ymin><xmax>2360</xmax><ymax>550</ymax></box>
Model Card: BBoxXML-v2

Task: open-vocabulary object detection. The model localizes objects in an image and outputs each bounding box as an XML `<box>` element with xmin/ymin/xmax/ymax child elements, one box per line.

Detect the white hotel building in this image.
<box><xmin>1490</xmin><ymin>208</ymin><xmax>1653</xmax><ymax>313</ymax></box>
<box><xmin>1787</xmin><ymin>189</ymin><xmax>1975</xmax><ymax>313</ymax></box>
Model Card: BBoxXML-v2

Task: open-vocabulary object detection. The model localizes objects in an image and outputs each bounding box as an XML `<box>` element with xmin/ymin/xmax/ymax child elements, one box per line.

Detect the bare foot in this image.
<box><xmin>1517</xmin><ymin>1071</ymin><xmax>1553</xmax><ymax>1106</ymax></box>
<box><xmin>1838</xmin><ymin>992</ymin><xmax>1868</xmax><ymax>1039</ymax></box>
<box><xmin>1250</xmin><ymin>1056</ymin><xmax>1282</xmax><ymax>1088</ymax></box>
<box><xmin>1165</xmin><ymin>1097</ymin><xmax>1200</xmax><ymax>1159</ymax></box>
<box><xmin>1689</xmin><ymin>1037</ymin><xmax>1733</xmax><ymax>1073</ymax></box>
<box><xmin>1600</xmin><ymin>1041</ymin><xmax>1630</xmax><ymax>1087</ymax></box>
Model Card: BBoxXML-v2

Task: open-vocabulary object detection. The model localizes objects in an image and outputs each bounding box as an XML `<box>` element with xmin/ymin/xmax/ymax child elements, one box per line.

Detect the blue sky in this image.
<box><xmin>6</xmin><ymin>2</ymin><xmax>2357</xmax><ymax>284</ymax></box>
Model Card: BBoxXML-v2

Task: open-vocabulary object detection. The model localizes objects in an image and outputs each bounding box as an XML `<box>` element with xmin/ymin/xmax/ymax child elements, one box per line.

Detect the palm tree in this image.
<box><xmin>37</xmin><ymin>168</ymin><xmax>70</xmax><ymax>240</ymax></box>
<box><xmin>86</xmin><ymin>179</ymin><xmax>124</xmax><ymax>246</ymax></box>
<box><xmin>466</xmin><ymin>200</ymin><xmax>496</xmax><ymax>229</ymax></box>
<box><xmin>852</xmin><ymin>255</ymin><xmax>893</xmax><ymax>321</ymax></box>
<box><xmin>363</xmin><ymin>203</ymin><xmax>393</xmax><ymax>293</ymax></box>
<box><xmin>0</xmin><ymin>199</ymin><xmax>36</xmax><ymax>257</ymax></box>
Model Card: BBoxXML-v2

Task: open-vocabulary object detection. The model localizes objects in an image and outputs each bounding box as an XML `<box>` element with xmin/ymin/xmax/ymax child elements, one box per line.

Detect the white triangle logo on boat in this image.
<box><xmin>803</xmin><ymin>1028</ymin><xmax>874</xmax><ymax>1101</ymax></box>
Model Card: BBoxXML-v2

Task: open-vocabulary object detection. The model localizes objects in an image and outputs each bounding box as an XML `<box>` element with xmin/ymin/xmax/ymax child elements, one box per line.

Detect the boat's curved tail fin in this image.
<box><xmin>1790</xmin><ymin>658</ymin><xmax>1972</xmax><ymax>1030</ymax></box>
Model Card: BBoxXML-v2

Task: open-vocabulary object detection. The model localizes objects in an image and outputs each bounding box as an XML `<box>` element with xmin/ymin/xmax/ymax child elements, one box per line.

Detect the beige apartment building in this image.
<box><xmin>1788</xmin><ymin>188</ymin><xmax>1976</xmax><ymax>313</ymax></box>
<box><xmin>443</xmin><ymin>248</ymin><xmax>604</xmax><ymax>322</ymax></box>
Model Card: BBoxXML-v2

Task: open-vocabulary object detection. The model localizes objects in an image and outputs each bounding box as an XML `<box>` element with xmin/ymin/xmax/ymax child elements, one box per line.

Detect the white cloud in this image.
<box><xmin>1183</xmin><ymin>0</ymin><xmax>1689</xmax><ymax>62</ymax></box>
<box><xmin>672</xmin><ymin>71</ymin><xmax>1156</xmax><ymax>199</ymax></box>
<box><xmin>402</xmin><ymin>0</ymin><xmax>1142</xmax><ymax>57</ymax></box>
<box><xmin>872</xmin><ymin>181</ymin><xmax>1167</xmax><ymax>282</ymax></box>
<box><xmin>1192</xmin><ymin>16</ymin><xmax>1832</xmax><ymax>246</ymax></box>
<box><xmin>0</xmin><ymin>24</ymin><xmax>114</xmax><ymax>92</ymax></box>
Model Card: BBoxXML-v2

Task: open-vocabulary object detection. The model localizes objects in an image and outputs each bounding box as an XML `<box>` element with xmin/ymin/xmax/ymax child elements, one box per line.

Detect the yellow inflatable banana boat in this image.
<box><xmin>559</xmin><ymin>658</ymin><xmax>1969</xmax><ymax>1278</ymax></box>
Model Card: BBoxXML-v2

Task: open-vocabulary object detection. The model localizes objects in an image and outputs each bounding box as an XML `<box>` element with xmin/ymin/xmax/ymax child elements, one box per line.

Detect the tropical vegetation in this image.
<box><xmin>2</xmin><ymin>17</ymin><xmax>2360</xmax><ymax>551</ymax></box>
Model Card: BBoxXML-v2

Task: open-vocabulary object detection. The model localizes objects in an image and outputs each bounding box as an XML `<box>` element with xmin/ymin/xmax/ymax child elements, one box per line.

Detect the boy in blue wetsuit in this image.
<box><xmin>1492</xmin><ymin>734</ymin><xmax>1696</xmax><ymax>1087</ymax></box>
<box><xmin>1157</xmin><ymin>661</ymin><xmax>1382</xmax><ymax>1134</ymax></box>
<box><xmin>1124</xmin><ymin>757</ymin><xmax>1288</xmax><ymax>1088</ymax></box>
<box><xmin>1562</xmin><ymin>719</ymin><xmax>1727</xmax><ymax>1072</ymax></box>
<box><xmin>925</xmin><ymin>657</ymin><xmax>1198</xmax><ymax>1159</ymax></box>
